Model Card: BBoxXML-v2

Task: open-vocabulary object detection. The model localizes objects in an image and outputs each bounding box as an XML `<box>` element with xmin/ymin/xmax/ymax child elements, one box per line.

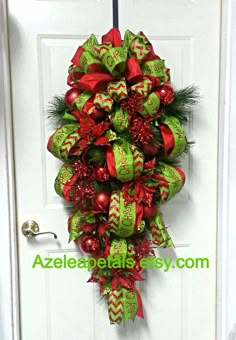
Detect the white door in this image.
<box><xmin>8</xmin><ymin>0</ymin><xmax>221</xmax><ymax>339</ymax></box>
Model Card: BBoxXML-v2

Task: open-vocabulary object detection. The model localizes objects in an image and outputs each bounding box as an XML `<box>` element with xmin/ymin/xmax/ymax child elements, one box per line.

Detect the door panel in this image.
<box><xmin>8</xmin><ymin>0</ymin><xmax>220</xmax><ymax>339</ymax></box>
<box><xmin>119</xmin><ymin>1</ymin><xmax>220</xmax><ymax>339</ymax></box>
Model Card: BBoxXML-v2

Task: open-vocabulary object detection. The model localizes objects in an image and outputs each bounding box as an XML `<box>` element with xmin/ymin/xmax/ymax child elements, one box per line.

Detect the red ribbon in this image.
<box><xmin>134</xmin><ymin>288</ymin><xmax>144</xmax><ymax>319</ymax></box>
<box><xmin>173</xmin><ymin>166</ymin><xmax>186</xmax><ymax>185</ymax></box>
<box><xmin>79</xmin><ymin>73</ymin><xmax>113</xmax><ymax>93</ymax></box>
<box><xmin>102</xmin><ymin>28</ymin><xmax>122</xmax><ymax>47</ymax></box>
<box><xmin>159</xmin><ymin>123</ymin><xmax>175</xmax><ymax>157</ymax></box>
<box><xmin>122</xmin><ymin>175</ymin><xmax>157</xmax><ymax>207</ymax></box>
<box><xmin>125</xmin><ymin>58</ymin><xmax>143</xmax><ymax>82</ymax></box>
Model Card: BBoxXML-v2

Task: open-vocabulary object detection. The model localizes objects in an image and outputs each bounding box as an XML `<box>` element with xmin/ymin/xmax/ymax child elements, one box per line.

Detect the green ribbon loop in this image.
<box><xmin>118</xmin><ymin>194</ymin><xmax>136</xmax><ymax>237</ymax></box>
<box><xmin>79</xmin><ymin>51</ymin><xmax>102</xmax><ymax>73</ymax></box>
<box><xmin>74</xmin><ymin>91</ymin><xmax>92</xmax><ymax>111</ymax></box>
<box><xmin>108</xmin><ymin>192</ymin><xmax>136</xmax><ymax>237</ymax></box>
<box><xmin>82</xmin><ymin>34</ymin><xmax>98</xmax><ymax>50</ymax></box>
<box><xmin>94</xmin><ymin>91</ymin><xmax>113</xmax><ymax>112</ymax></box>
<box><xmin>107</xmin><ymin>78</ymin><xmax>128</xmax><ymax>102</ymax></box>
<box><xmin>131</xmin><ymin>77</ymin><xmax>152</xmax><ymax>98</ymax></box>
<box><xmin>140</xmin><ymin>91</ymin><xmax>160</xmax><ymax>118</ymax></box>
<box><xmin>113</xmin><ymin>141</ymin><xmax>134</xmax><ymax>182</ymax></box>
<box><xmin>112</xmin><ymin>106</ymin><xmax>129</xmax><ymax>132</ymax></box>
<box><xmin>156</xmin><ymin>162</ymin><xmax>185</xmax><ymax>202</ymax></box>
<box><xmin>150</xmin><ymin>211</ymin><xmax>174</xmax><ymax>247</ymax></box>
<box><xmin>142</xmin><ymin>59</ymin><xmax>166</xmax><ymax>83</ymax></box>
<box><xmin>54</xmin><ymin>163</ymin><xmax>75</xmax><ymax>199</ymax></box>
<box><xmin>123</xmin><ymin>289</ymin><xmax>138</xmax><ymax>322</ymax></box>
<box><xmin>102</xmin><ymin>47</ymin><xmax>128</xmax><ymax>76</ymax></box>
<box><xmin>47</xmin><ymin>124</ymin><xmax>80</xmax><ymax>161</ymax></box>
<box><xmin>123</xmin><ymin>30</ymin><xmax>136</xmax><ymax>50</ymax></box>
<box><xmin>162</xmin><ymin>116</ymin><xmax>187</xmax><ymax>159</ymax></box>
<box><xmin>82</xmin><ymin>34</ymin><xmax>111</xmax><ymax>61</ymax></box>
<box><xmin>63</xmin><ymin>110</ymin><xmax>77</xmax><ymax>121</ymax></box>
<box><xmin>129</xmin><ymin>33</ymin><xmax>150</xmax><ymax>61</ymax></box>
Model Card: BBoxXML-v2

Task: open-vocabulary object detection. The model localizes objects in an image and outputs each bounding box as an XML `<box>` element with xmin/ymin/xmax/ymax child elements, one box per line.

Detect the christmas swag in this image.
<box><xmin>47</xmin><ymin>28</ymin><xmax>198</xmax><ymax>325</ymax></box>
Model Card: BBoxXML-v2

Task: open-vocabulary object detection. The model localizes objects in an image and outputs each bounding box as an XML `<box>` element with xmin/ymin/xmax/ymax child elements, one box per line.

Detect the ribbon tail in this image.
<box><xmin>135</xmin><ymin>288</ymin><xmax>144</xmax><ymax>319</ymax></box>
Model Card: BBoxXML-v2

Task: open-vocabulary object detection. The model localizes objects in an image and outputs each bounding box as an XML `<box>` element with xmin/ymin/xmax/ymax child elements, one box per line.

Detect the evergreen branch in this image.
<box><xmin>47</xmin><ymin>95</ymin><xmax>74</xmax><ymax>126</ymax></box>
<box><xmin>184</xmin><ymin>140</ymin><xmax>195</xmax><ymax>154</ymax></box>
<box><xmin>86</xmin><ymin>146</ymin><xmax>106</xmax><ymax>165</ymax></box>
<box><xmin>165</xmin><ymin>85</ymin><xmax>200</xmax><ymax>123</ymax></box>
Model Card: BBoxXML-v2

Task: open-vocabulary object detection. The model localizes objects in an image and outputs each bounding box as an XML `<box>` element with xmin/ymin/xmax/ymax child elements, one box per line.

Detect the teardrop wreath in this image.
<box><xmin>47</xmin><ymin>28</ymin><xmax>199</xmax><ymax>325</ymax></box>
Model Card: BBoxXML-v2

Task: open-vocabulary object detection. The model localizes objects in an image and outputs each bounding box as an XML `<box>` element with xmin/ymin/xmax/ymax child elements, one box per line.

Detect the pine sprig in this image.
<box><xmin>47</xmin><ymin>95</ymin><xmax>74</xmax><ymax>126</ymax></box>
<box><xmin>86</xmin><ymin>146</ymin><xmax>106</xmax><ymax>165</ymax></box>
<box><xmin>184</xmin><ymin>141</ymin><xmax>195</xmax><ymax>154</ymax></box>
<box><xmin>165</xmin><ymin>85</ymin><xmax>200</xmax><ymax>123</ymax></box>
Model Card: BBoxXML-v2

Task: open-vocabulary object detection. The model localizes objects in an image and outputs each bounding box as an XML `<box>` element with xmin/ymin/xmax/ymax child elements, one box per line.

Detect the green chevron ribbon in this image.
<box><xmin>156</xmin><ymin>162</ymin><xmax>185</xmax><ymax>202</ymax></box>
<box><xmin>150</xmin><ymin>211</ymin><xmax>174</xmax><ymax>247</ymax></box>
<box><xmin>107</xmin><ymin>78</ymin><xmax>128</xmax><ymax>102</ymax></box>
<box><xmin>108</xmin><ymin>289</ymin><xmax>124</xmax><ymax>324</ymax></box>
<box><xmin>108</xmin><ymin>288</ymin><xmax>139</xmax><ymax>324</ymax></box>
<box><xmin>131</xmin><ymin>77</ymin><xmax>152</xmax><ymax>97</ymax></box>
<box><xmin>94</xmin><ymin>91</ymin><xmax>113</xmax><ymax>112</ymax></box>
<box><xmin>47</xmin><ymin>124</ymin><xmax>81</xmax><ymax>161</ymax></box>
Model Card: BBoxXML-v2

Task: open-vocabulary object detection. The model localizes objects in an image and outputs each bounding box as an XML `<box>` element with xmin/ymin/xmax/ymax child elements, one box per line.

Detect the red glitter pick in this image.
<box><xmin>121</xmin><ymin>91</ymin><xmax>144</xmax><ymax>115</ymax></box>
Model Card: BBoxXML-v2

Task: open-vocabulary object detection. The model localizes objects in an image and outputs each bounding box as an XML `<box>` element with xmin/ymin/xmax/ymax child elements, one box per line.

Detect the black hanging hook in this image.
<box><xmin>113</xmin><ymin>0</ymin><xmax>119</xmax><ymax>28</ymax></box>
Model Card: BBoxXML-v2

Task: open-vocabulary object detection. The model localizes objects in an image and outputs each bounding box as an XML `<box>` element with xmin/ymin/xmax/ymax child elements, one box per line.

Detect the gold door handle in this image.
<box><xmin>21</xmin><ymin>220</ymin><xmax>57</xmax><ymax>239</ymax></box>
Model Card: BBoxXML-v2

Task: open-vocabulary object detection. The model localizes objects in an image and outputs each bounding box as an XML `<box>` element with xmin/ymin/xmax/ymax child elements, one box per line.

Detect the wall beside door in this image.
<box><xmin>0</xmin><ymin>1</ymin><xmax>20</xmax><ymax>340</ymax></box>
<box><xmin>226</xmin><ymin>0</ymin><xmax>236</xmax><ymax>338</ymax></box>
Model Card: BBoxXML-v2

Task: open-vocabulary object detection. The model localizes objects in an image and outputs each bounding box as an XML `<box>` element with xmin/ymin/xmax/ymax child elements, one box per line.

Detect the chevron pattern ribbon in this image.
<box><xmin>67</xmin><ymin>29</ymin><xmax>170</xmax><ymax>120</ymax></box>
<box><xmin>150</xmin><ymin>211</ymin><xmax>174</xmax><ymax>247</ymax></box>
<box><xmin>108</xmin><ymin>288</ymin><xmax>141</xmax><ymax>324</ymax></box>
<box><xmin>47</xmin><ymin>124</ymin><xmax>81</xmax><ymax>161</ymax></box>
<box><xmin>108</xmin><ymin>191</ymin><xmax>143</xmax><ymax>237</ymax></box>
<box><xmin>154</xmin><ymin>162</ymin><xmax>185</xmax><ymax>203</ymax></box>
<box><xmin>108</xmin><ymin>289</ymin><xmax>124</xmax><ymax>324</ymax></box>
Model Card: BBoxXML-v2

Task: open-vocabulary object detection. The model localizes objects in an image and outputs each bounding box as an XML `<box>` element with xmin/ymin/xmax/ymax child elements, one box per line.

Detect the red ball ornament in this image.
<box><xmin>64</xmin><ymin>88</ymin><xmax>80</xmax><ymax>108</ymax></box>
<box><xmin>80</xmin><ymin>235</ymin><xmax>100</xmax><ymax>255</ymax></box>
<box><xmin>91</xmin><ymin>109</ymin><xmax>105</xmax><ymax>122</ymax></box>
<box><xmin>94</xmin><ymin>167</ymin><xmax>110</xmax><ymax>182</ymax></box>
<box><xmin>157</xmin><ymin>84</ymin><xmax>175</xmax><ymax>105</ymax></box>
<box><xmin>142</xmin><ymin>142</ymin><xmax>159</xmax><ymax>160</ymax></box>
<box><xmin>143</xmin><ymin>205</ymin><xmax>158</xmax><ymax>220</ymax></box>
<box><xmin>93</xmin><ymin>192</ymin><xmax>110</xmax><ymax>211</ymax></box>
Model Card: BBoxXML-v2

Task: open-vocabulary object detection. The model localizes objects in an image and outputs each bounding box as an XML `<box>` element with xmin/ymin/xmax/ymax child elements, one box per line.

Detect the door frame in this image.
<box><xmin>0</xmin><ymin>0</ymin><xmax>232</xmax><ymax>339</ymax></box>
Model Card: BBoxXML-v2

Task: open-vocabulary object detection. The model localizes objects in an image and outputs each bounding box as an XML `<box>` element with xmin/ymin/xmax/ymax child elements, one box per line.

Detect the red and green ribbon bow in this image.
<box><xmin>66</xmin><ymin>29</ymin><xmax>170</xmax><ymax>122</ymax></box>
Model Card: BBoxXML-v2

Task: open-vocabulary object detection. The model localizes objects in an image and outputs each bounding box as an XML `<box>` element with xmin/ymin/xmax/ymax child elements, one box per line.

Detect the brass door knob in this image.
<box><xmin>21</xmin><ymin>220</ymin><xmax>57</xmax><ymax>239</ymax></box>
